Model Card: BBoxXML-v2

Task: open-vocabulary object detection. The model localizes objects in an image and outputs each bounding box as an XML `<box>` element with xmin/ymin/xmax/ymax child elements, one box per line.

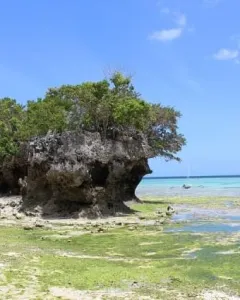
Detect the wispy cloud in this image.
<box><xmin>174</xmin><ymin>13</ymin><xmax>187</xmax><ymax>27</ymax></box>
<box><xmin>213</xmin><ymin>48</ymin><xmax>239</xmax><ymax>61</ymax></box>
<box><xmin>150</xmin><ymin>28</ymin><xmax>183</xmax><ymax>41</ymax></box>
<box><xmin>149</xmin><ymin>8</ymin><xmax>188</xmax><ymax>42</ymax></box>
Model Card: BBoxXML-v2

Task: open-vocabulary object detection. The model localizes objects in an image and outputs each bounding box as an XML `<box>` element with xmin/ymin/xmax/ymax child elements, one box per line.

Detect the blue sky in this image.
<box><xmin>0</xmin><ymin>0</ymin><xmax>239</xmax><ymax>176</ymax></box>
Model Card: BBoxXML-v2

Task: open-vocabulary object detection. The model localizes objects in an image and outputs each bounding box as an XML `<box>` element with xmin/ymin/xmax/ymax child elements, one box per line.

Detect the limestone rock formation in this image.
<box><xmin>22</xmin><ymin>131</ymin><xmax>153</xmax><ymax>217</ymax></box>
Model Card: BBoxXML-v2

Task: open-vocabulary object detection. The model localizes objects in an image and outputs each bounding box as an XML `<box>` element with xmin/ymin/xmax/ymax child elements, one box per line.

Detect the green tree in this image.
<box><xmin>110</xmin><ymin>72</ymin><xmax>139</xmax><ymax>98</ymax></box>
<box><xmin>0</xmin><ymin>72</ymin><xmax>186</xmax><ymax>161</ymax></box>
<box><xmin>0</xmin><ymin>98</ymin><xmax>25</xmax><ymax>160</ymax></box>
<box><xmin>25</xmin><ymin>97</ymin><xmax>69</xmax><ymax>137</ymax></box>
<box><xmin>113</xmin><ymin>98</ymin><xmax>151</xmax><ymax>131</ymax></box>
<box><xmin>147</xmin><ymin>104</ymin><xmax>186</xmax><ymax>161</ymax></box>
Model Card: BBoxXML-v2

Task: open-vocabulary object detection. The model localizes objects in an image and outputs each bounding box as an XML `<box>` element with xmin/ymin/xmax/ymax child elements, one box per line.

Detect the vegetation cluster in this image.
<box><xmin>0</xmin><ymin>72</ymin><xmax>185</xmax><ymax>161</ymax></box>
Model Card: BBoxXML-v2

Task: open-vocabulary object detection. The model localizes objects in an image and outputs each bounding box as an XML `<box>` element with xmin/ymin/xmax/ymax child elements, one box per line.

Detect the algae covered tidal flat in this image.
<box><xmin>0</xmin><ymin>196</ymin><xmax>240</xmax><ymax>299</ymax></box>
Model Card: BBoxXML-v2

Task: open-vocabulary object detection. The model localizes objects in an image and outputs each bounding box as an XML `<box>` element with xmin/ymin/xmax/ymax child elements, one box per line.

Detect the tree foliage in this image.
<box><xmin>0</xmin><ymin>72</ymin><xmax>185</xmax><ymax>161</ymax></box>
<box><xmin>25</xmin><ymin>97</ymin><xmax>68</xmax><ymax>137</ymax></box>
<box><xmin>0</xmin><ymin>98</ymin><xmax>25</xmax><ymax>159</ymax></box>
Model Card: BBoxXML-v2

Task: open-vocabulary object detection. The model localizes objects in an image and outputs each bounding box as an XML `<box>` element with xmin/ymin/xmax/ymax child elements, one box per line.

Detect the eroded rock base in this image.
<box><xmin>22</xmin><ymin>131</ymin><xmax>152</xmax><ymax>217</ymax></box>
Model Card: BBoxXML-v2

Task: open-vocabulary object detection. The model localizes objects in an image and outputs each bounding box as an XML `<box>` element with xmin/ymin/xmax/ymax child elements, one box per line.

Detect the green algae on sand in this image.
<box><xmin>0</xmin><ymin>196</ymin><xmax>240</xmax><ymax>299</ymax></box>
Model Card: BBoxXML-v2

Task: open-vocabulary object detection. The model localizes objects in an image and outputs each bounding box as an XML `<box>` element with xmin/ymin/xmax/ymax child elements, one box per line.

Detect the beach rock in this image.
<box><xmin>23</xmin><ymin>225</ymin><xmax>34</xmax><ymax>230</ymax></box>
<box><xmin>128</xmin><ymin>226</ymin><xmax>137</xmax><ymax>231</ymax></box>
<box><xmin>34</xmin><ymin>220</ymin><xmax>45</xmax><ymax>228</ymax></box>
<box><xmin>116</xmin><ymin>222</ymin><xmax>123</xmax><ymax>226</ymax></box>
<box><xmin>156</xmin><ymin>210</ymin><xmax>165</xmax><ymax>217</ymax></box>
<box><xmin>155</xmin><ymin>218</ymin><xmax>165</xmax><ymax>225</ymax></box>
<box><xmin>22</xmin><ymin>131</ymin><xmax>153</xmax><ymax>217</ymax></box>
<box><xmin>166</xmin><ymin>205</ymin><xmax>175</xmax><ymax>216</ymax></box>
<box><xmin>9</xmin><ymin>201</ymin><xmax>17</xmax><ymax>208</ymax></box>
<box><xmin>15</xmin><ymin>213</ymin><xmax>23</xmax><ymax>220</ymax></box>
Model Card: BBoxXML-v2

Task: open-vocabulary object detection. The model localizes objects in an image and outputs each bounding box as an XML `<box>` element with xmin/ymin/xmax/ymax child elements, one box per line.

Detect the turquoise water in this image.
<box><xmin>165</xmin><ymin>223</ymin><xmax>240</xmax><ymax>233</ymax></box>
<box><xmin>136</xmin><ymin>176</ymin><xmax>240</xmax><ymax>197</ymax></box>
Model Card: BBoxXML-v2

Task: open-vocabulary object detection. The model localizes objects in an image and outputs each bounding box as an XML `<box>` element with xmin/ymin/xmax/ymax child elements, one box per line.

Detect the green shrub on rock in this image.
<box><xmin>0</xmin><ymin>72</ymin><xmax>185</xmax><ymax>161</ymax></box>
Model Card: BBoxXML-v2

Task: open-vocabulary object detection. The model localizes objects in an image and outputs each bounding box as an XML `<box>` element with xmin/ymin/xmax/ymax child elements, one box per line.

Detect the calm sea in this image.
<box><xmin>136</xmin><ymin>176</ymin><xmax>240</xmax><ymax>197</ymax></box>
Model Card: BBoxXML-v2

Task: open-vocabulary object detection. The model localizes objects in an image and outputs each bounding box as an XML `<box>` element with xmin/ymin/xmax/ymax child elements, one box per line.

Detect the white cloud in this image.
<box><xmin>151</xmin><ymin>7</ymin><xmax>190</xmax><ymax>43</ymax></box>
<box><xmin>213</xmin><ymin>48</ymin><xmax>239</xmax><ymax>60</ymax></box>
<box><xmin>174</xmin><ymin>13</ymin><xmax>187</xmax><ymax>27</ymax></box>
<box><xmin>150</xmin><ymin>28</ymin><xmax>183</xmax><ymax>41</ymax></box>
<box><xmin>150</xmin><ymin>10</ymin><xmax>187</xmax><ymax>42</ymax></box>
<box><xmin>161</xmin><ymin>9</ymin><xmax>187</xmax><ymax>27</ymax></box>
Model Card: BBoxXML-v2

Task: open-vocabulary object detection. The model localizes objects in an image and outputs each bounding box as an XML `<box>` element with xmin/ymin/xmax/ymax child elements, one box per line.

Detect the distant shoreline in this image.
<box><xmin>143</xmin><ymin>175</ymin><xmax>240</xmax><ymax>179</ymax></box>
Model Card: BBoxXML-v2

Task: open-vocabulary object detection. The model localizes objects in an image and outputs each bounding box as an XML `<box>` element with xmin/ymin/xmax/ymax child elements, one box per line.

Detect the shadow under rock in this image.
<box><xmin>39</xmin><ymin>201</ymin><xmax>137</xmax><ymax>220</ymax></box>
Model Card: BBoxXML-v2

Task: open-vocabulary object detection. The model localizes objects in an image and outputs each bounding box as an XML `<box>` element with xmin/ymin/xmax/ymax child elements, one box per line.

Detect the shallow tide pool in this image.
<box><xmin>166</xmin><ymin>222</ymin><xmax>240</xmax><ymax>233</ymax></box>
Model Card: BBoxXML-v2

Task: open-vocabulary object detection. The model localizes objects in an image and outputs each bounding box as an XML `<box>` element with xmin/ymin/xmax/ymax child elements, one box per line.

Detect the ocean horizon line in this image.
<box><xmin>143</xmin><ymin>175</ymin><xmax>240</xmax><ymax>179</ymax></box>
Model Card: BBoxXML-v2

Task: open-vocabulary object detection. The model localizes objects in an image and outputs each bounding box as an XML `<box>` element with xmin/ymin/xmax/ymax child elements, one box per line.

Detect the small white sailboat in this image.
<box><xmin>182</xmin><ymin>164</ymin><xmax>192</xmax><ymax>189</ymax></box>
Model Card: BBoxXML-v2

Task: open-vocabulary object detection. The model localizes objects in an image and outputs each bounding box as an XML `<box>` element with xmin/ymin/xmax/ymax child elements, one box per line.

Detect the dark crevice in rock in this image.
<box><xmin>90</xmin><ymin>161</ymin><xmax>109</xmax><ymax>187</ymax></box>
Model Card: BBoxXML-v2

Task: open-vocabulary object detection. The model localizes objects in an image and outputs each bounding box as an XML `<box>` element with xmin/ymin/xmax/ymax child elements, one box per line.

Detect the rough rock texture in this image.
<box><xmin>23</xmin><ymin>131</ymin><xmax>153</xmax><ymax>217</ymax></box>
